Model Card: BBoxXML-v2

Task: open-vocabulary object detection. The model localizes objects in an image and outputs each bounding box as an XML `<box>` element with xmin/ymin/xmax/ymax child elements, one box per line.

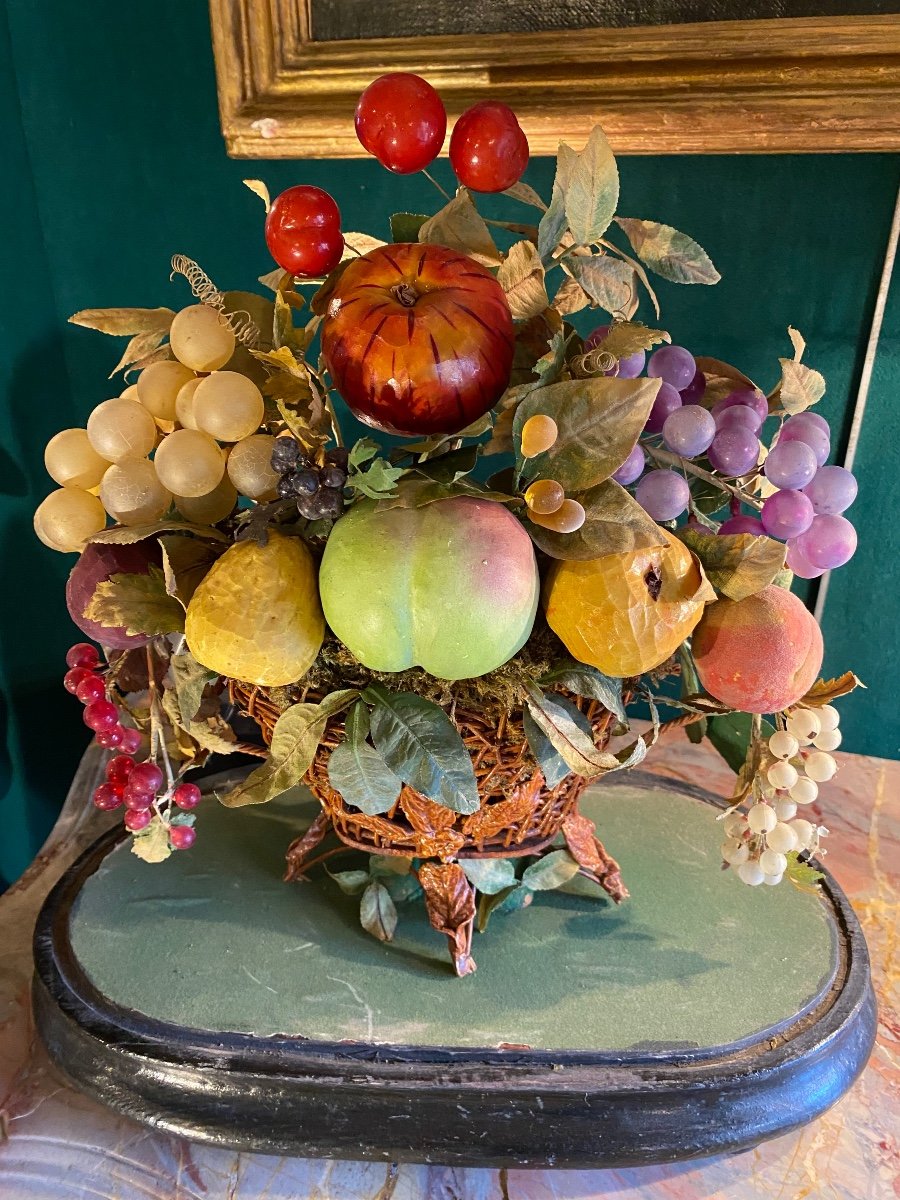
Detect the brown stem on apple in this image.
<box><xmin>391</xmin><ymin>283</ymin><xmax>418</xmax><ymax>308</ymax></box>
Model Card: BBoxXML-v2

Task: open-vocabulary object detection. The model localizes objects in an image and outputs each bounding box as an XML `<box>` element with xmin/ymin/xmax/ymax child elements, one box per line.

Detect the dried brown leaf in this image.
<box><xmin>243</xmin><ymin>179</ymin><xmax>271</xmax><ymax>211</ymax></box>
<box><xmin>497</xmin><ymin>240</ymin><xmax>549</xmax><ymax>320</ymax></box>
<box><xmin>69</xmin><ymin>307</ymin><xmax>175</xmax><ymax>336</ymax></box>
<box><xmin>799</xmin><ymin>672</ymin><xmax>865</xmax><ymax>707</ymax></box>
<box><xmin>419</xmin><ymin>188</ymin><xmax>501</xmax><ymax>267</ymax></box>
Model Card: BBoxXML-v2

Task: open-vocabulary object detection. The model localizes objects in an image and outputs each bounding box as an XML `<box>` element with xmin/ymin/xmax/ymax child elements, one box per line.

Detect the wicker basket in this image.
<box><xmin>229</xmin><ymin>678</ymin><xmax>627</xmax><ymax>975</ymax></box>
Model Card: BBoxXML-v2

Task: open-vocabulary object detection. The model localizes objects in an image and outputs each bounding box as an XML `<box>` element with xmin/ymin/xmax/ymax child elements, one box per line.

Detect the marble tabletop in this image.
<box><xmin>1</xmin><ymin>733</ymin><xmax>897</xmax><ymax>1200</ymax></box>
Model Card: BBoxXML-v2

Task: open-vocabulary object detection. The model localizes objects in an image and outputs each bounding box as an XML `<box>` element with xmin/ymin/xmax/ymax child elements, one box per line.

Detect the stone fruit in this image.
<box><xmin>543</xmin><ymin>528</ymin><xmax>711</xmax><ymax>677</ymax></box>
<box><xmin>319</xmin><ymin>494</ymin><xmax>539</xmax><ymax>680</ymax></box>
<box><xmin>355</xmin><ymin>73</ymin><xmax>447</xmax><ymax>174</ymax></box>
<box><xmin>185</xmin><ymin>533</ymin><xmax>323</xmax><ymax>687</ymax></box>
<box><xmin>321</xmin><ymin>243</ymin><xmax>514</xmax><ymax>436</ymax></box>
<box><xmin>449</xmin><ymin>101</ymin><xmax>529</xmax><ymax>193</ymax></box>
<box><xmin>66</xmin><ymin>540</ymin><xmax>162</xmax><ymax>649</ymax></box>
<box><xmin>692</xmin><ymin>584</ymin><xmax>823</xmax><ymax>714</ymax></box>
<box><xmin>265</xmin><ymin>185</ymin><xmax>344</xmax><ymax>278</ymax></box>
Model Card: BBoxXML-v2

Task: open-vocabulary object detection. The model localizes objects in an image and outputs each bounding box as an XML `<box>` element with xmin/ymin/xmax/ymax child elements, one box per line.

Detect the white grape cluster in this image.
<box><xmin>721</xmin><ymin>704</ymin><xmax>841</xmax><ymax>887</ymax></box>
<box><xmin>34</xmin><ymin>305</ymin><xmax>282</xmax><ymax>552</ymax></box>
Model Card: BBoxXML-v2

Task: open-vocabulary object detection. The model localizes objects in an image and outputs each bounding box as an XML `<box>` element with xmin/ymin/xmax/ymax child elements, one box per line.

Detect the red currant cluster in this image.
<box><xmin>263</xmin><ymin>73</ymin><xmax>529</xmax><ymax>280</ymax></box>
<box><xmin>93</xmin><ymin>756</ymin><xmax>200</xmax><ymax>848</ymax></box>
<box><xmin>63</xmin><ymin>642</ymin><xmax>142</xmax><ymax>751</ymax></box>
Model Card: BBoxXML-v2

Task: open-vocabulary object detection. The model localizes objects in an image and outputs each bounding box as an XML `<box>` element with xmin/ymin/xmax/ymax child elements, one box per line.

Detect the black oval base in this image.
<box><xmin>32</xmin><ymin>778</ymin><xmax>876</xmax><ymax>1169</ymax></box>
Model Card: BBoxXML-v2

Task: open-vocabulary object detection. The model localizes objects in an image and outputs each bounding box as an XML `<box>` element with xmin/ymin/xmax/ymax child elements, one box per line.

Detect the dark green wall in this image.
<box><xmin>1</xmin><ymin>0</ymin><xmax>898</xmax><ymax>882</ymax></box>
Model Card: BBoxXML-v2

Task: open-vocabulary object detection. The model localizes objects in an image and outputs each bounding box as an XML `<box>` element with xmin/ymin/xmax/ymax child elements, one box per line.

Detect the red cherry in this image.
<box><xmin>449</xmin><ymin>102</ymin><xmax>529</xmax><ymax>193</ymax></box>
<box><xmin>173</xmin><ymin>782</ymin><xmax>202</xmax><ymax>810</ymax></box>
<box><xmin>95</xmin><ymin>726</ymin><xmax>125</xmax><ymax>749</ymax></box>
<box><xmin>124</xmin><ymin>808</ymin><xmax>152</xmax><ymax>832</ymax></box>
<box><xmin>106</xmin><ymin>755</ymin><xmax>135</xmax><ymax>785</ymax></box>
<box><xmin>64</xmin><ymin>667</ymin><xmax>91</xmax><ymax>695</ymax></box>
<box><xmin>83</xmin><ymin>699</ymin><xmax>119</xmax><ymax>733</ymax></box>
<box><xmin>264</xmin><ymin>186</ymin><xmax>344</xmax><ymax>278</ymax></box>
<box><xmin>93</xmin><ymin>783</ymin><xmax>123</xmax><ymax>811</ymax></box>
<box><xmin>75</xmin><ymin>673</ymin><xmax>106</xmax><ymax>705</ymax></box>
<box><xmin>355</xmin><ymin>74</ymin><xmax>446</xmax><ymax>175</ymax></box>
<box><xmin>169</xmin><ymin>825</ymin><xmax>196</xmax><ymax>851</ymax></box>
<box><xmin>66</xmin><ymin>642</ymin><xmax>99</xmax><ymax>670</ymax></box>
<box><xmin>119</xmin><ymin>727</ymin><xmax>143</xmax><ymax>754</ymax></box>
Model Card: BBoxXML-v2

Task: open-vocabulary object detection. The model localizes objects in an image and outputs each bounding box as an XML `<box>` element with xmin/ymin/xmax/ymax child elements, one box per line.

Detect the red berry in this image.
<box><xmin>355</xmin><ymin>73</ymin><xmax>447</xmax><ymax>175</ymax></box>
<box><xmin>119</xmin><ymin>727</ymin><xmax>143</xmax><ymax>754</ymax></box>
<box><xmin>75</xmin><ymin>673</ymin><xmax>106</xmax><ymax>704</ymax></box>
<box><xmin>449</xmin><ymin>101</ymin><xmax>529</xmax><ymax>193</ymax></box>
<box><xmin>83</xmin><ymin>699</ymin><xmax>119</xmax><ymax>733</ymax></box>
<box><xmin>66</xmin><ymin>642</ymin><xmax>99</xmax><ymax>670</ymax></box>
<box><xmin>129</xmin><ymin>761</ymin><xmax>164</xmax><ymax>795</ymax></box>
<box><xmin>124</xmin><ymin>808</ymin><xmax>152</xmax><ymax>832</ymax></box>
<box><xmin>264</xmin><ymin>186</ymin><xmax>343</xmax><ymax>278</ymax></box>
<box><xmin>93</xmin><ymin>783</ymin><xmax>123</xmax><ymax>811</ymax></box>
<box><xmin>123</xmin><ymin>784</ymin><xmax>154</xmax><ymax>811</ymax></box>
<box><xmin>64</xmin><ymin>667</ymin><xmax>91</xmax><ymax>695</ymax></box>
<box><xmin>173</xmin><ymin>782</ymin><xmax>202</xmax><ymax>810</ymax></box>
<box><xmin>169</xmin><ymin>825</ymin><xmax>196</xmax><ymax>850</ymax></box>
<box><xmin>95</xmin><ymin>726</ymin><xmax>125</xmax><ymax>749</ymax></box>
<box><xmin>106</xmin><ymin>755</ymin><xmax>135</xmax><ymax>785</ymax></box>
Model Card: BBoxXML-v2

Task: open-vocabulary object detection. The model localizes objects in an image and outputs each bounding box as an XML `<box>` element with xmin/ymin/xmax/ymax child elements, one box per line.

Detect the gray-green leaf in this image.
<box><xmin>327</xmin><ymin>702</ymin><xmax>403</xmax><ymax>816</ymax></box>
<box><xmin>524</xmin><ymin>686</ymin><xmax>619</xmax><ymax>779</ymax></box>
<box><xmin>461</xmin><ymin>858</ymin><xmax>518</xmax><ymax>895</ymax></box>
<box><xmin>539</xmin><ymin>662</ymin><xmax>626</xmax><ymax>723</ymax></box>
<box><xmin>328</xmin><ymin>869</ymin><xmax>371</xmax><ymax>895</ymax></box>
<box><xmin>523</xmin><ymin>694</ymin><xmax>596</xmax><ymax>787</ymax></box>
<box><xmin>565</xmin><ymin>126</ymin><xmax>619</xmax><ymax>247</ymax></box>
<box><xmin>564</xmin><ymin>255</ymin><xmax>634</xmax><ymax>315</ymax></box>
<box><xmin>363</xmin><ymin>684</ymin><xmax>479</xmax><ymax>815</ymax></box>
<box><xmin>614</xmin><ymin>217</ymin><xmax>721</xmax><ymax>285</ymax></box>
<box><xmin>359</xmin><ymin>881</ymin><xmax>398</xmax><ymax>942</ymax></box>
<box><xmin>521</xmin><ymin>850</ymin><xmax>581</xmax><ymax>891</ymax></box>
<box><xmin>537</xmin><ymin>143</ymin><xmax>574</xmax><ymax>262</ymax></box>
<box><xmin>171</xmin><ymin>651</ymin><xmax>218</xmax><ymax>724</ymax></box>
<box><xmin>390</xmin><ymin>212</ymin><xmax>428</xmax><ymax>243</ymax></box>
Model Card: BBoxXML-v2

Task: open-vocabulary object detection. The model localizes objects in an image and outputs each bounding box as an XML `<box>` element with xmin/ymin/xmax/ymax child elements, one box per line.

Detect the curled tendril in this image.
<box><xmin>169</xmin><ymin>254</ymin><xmax>261</xmax><ymax>348</ymax></box>
<box><xmin>571</xmin><ymin>347</ymin><xmax>618</xmax><ymax>378</ymax></box>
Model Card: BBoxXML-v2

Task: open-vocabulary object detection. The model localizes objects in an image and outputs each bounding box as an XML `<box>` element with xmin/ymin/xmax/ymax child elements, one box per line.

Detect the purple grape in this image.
<box><xmin>648</xmin><ymin>345</ymin><xmax>696</xmax><ymax>391</ymax></box>
<box><xmin>662</xmin><ymin>405</ymin><xmax>716</xmax><ymax>458</ymax></box>
<box><xmin>794</xmin><ymin>514</ymin><xmax>857</xmax><ymax>569</ymax></box>
<box><xmin>785</xmin><ymin>539</ymin><xmax>824</xmax><ymax>580</ymax></box>
<box><xmin>780</xmin><ymin>414</ymin><xmax>830</xmax><ymax>466</ymax></box>
<box><xmin>715</xmin><ymin>404</ymin><xmax>764</xmax><ymax>434</ymax></box>
<box><xmin>764</xmin><ymin>440</ymin><xmax>818</xmax><ymax>490</ymax></box>
<box><xmin>719</xmin><ymin>514</ymin><xmax>764</xmax><ymax>536</ymax></box>
<box><xmin>644</xmin><ymin>382</ymin><xmax>682</xmax><ymax>433</ymax></box>
<box><xmin>804</xmin><ymin>465</ymin><xmax>857</xmax><ymax>515</ymax></box>
<box><xmin>585</xmin><ymin>325</ymin><xmax>645</xmax><ymax>379</ymax></box>
<box><xmin>713</xmin><ymin>387</ymin><xmax>768</xmax><ymax>424</ymax></box>
<box><xmin>680</xmin><ymin>369</ymin><xmax>706</xmax><ymax>404</ymax></box>
<box><xmin>761</xmin><ymin>489</ymin><xmax>815</xmax><ymax>541</ymax></box>
<box><xmin>708</xmin><ymin>427</ymin><xmax>760</xmax><ymax>477</ymax></box>
<box><xmin>635</xmin><ymin>470</ymin><xmax>690</xmax><ymax>521</ymax></box>
<box><xmin>612</xmin><ymin>443</ymin><xmax>646</xmax><ymax>486</ymax></box>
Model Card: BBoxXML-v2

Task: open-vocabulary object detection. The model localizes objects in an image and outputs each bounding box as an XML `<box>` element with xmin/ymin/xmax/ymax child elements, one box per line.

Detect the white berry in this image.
<box><xmin>775</xmin><ymin>798</ymin><xmax>797</xmax><ymax>821</ymax></box>
<box><xmin>768</xmin><ymin>730</ymin><xmax>799</xmax><ymax>760</ymax></box>
<box><xmin>790</xmin><ymin>818</ymin><xmax>816</xmax><ymax>849</ymax></box>
<box><xmin>790</xmin><ymin>777</ymin><xmax>818</xmax><ymax>805</ymax></box>
<box><xmin>767</xmin><ymin>761</ymin><xmax>799</xmax><ymax>790</ymax></box>
<box><xmin>787</xmin><ymin>708</ymin><xmax>821</xmax><ymax>744</ymax></box>
<box><xmin>760</xmin><ymin>848</ymin><xmax>788</xmax><ymax>876</ymax></box>
<box><xmin>748</xmin><ymin>803</ymin><xmax>777</xmax><ymax>834</ymax></box>
<box><xmin>817</xmin><ymin>705</ymin><xmax>840</xmax><ymax>733</ymax></box>
<box><xmin>767</xmin><ymin>821</ymin><xmax>799</xmax><ymax>853</ymax></box>
<box><xmin>764</xmin><ymin>872</ymin><xmax>784</xmax><ymax>886</ymax></box>
<box><xmin>804</xmin><ymin>751</ymin><xmax>837</xmax><ymax>782</ymax></box>
<box><xmin>722</xmin><ymin>838</ymin><xmax>750</xmax><ymax>865</ymax></box>
<box><xmin>738</xmin><ymin>860</ymin><xmax>765</xmax><ymax>886</ymax></box>
<box><xmin>723</xmin><ymin>813</ymin><xmax>749</xmax><ymax>838</ymax></box>
<box><xmin>813</xmin><ymin>729</ymin><xmax>842</xmax><ymax>752</ymax></box>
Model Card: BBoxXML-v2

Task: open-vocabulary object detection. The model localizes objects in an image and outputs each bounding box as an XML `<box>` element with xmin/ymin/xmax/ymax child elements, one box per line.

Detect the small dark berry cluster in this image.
<box><xmin>271</xmin><ymin>438</ymin><xmax>349</xmax><ymax>520</ymax></box>
<box><xmin>64</xmin><ymin>642</ymin><xmax>142</xmax><ymax>752</ymax></box>
<box><xmin>92</xmin><ymin>755</ymin><xmax>201</xmax><ymax>850</ymax></box>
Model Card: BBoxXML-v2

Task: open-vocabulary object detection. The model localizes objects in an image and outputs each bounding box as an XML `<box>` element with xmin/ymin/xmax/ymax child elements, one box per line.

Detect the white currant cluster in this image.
<box><xmin>721</xmin><ymin>704</ymin><xmax>841</xmax><ymax>887</ymax></box>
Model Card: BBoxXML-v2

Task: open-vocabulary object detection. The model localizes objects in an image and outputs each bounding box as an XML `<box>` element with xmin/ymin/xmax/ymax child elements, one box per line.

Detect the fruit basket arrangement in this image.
<box><xmin>37</xmin><ymin>75</ymin><xmax>862</xmax><ymax>974</ymax></box>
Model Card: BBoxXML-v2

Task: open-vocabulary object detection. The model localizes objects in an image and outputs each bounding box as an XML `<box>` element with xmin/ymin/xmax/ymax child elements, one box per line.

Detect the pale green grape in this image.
<box><xmin>44</xmin><ymin>428</ymin><xmax>110</xmax><ymax>490</ymax></box>
<box><xmin>34</xmin><ymin>488</ymin><xmax>106</xmax><ymax>552</ymax></box>
<box><xmin>86</xmin><ymin>398</ymin><xmax>158</xmax><ymax>463</ymax></box>
<box><xmin>153</xmin><ymin>428</ymin><xmax>225</xmax><ymax>497</ymax></box>
<box><xmin>100</xmin><ymin>459</ymin><xmax>172</xmax><ymax>525</ymax></box>
<box><xmin>169</xmin><ymin>305</ymin><xmax>235</xmax><ymax>372</ymax></box>
<box><xmin>193</xmin><ymin>371</ymin><xmax>264</xmax><ymax>442</ymax></box>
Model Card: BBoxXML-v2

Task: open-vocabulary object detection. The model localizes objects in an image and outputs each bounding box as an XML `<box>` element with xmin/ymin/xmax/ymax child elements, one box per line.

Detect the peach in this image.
<box><xmin>692</xmin><ymin>585</ymin><xmax>822</xmax><ymax>714</ymax></box>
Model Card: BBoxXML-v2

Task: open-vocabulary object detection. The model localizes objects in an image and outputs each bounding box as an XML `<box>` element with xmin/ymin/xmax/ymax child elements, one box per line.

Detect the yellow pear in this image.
<box><xmin>185</xmin><ymin>532</ymin><xmax>323</xmax><ymax>686</ymax></box>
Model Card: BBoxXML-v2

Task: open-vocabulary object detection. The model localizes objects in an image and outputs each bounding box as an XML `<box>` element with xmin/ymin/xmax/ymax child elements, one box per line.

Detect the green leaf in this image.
<box><xmin>347</xmin><ymin>449</ymin><xmax>406</xmax><ymax>500</ymax></box>
<box><xmin>538</xmin><ymin>143</ymin><xmax>574</xmax><ymax>262</ymax></box>
<box><xmin>776</xmin><ymin>358</ymin><xmax>826</xmax><ymax>415</ymax></box>
<box><xmin>381</xmin><ymin>872</ymin><xmax>423</xmax><ymax>903</ymax></box>
<box><xmin>359</xmin><ymin>881</ymin><xmax>398</xmax><ymax>942</ymax></box>
<box><xmin>375</xmin><ymin>478</ymin><xmax>516</xmax><ymax>511</ymax></box>
<box><xmin>524</xmin><ymin>686</ymin><xmax>619</xmax><ymax>779</ymax></box>
<box><xmin>514</xmin><ymin>376</ymin><xmax>661</xmax><ymax>493</ymax></box>
<box><xmin>363</xmin><ymin>684</ymin><xmax>479</xmax><ymax>815</ymax></box>
<box><xmin>460</xmin><ymin>858</ymin><xmax>518</xmax><ymax>895</ymax></box>
<box><xmin>521</xmin><ymin>849</ymin><xmax>581</xmax><ymax>891</ymax></box>
<box><xmin>565</xmin><ymin>126</ymin><xmax>619</xmax><ymax>247</ymax></box>
<box><xmin>707</xmin><ymin>712</ymin><xmax>775</xmax><ymax>774</ymax></box>
<box><xmin>390</xmin><ymin>212</ymin><xmax>429</xmax><ymax>243</ymax></box>
<box><xmin>130</xmin><ymin>816</ymin><xmax>172</xmax><ymax>864</ymax></box>
<box><xmin>564</xmin><ymin>255</ymin><xmax>634</xmax><ymax>315</ymax></box>
<box><xmin>614</xmin><ymin>218</ymin><xmax>721</xmax><ymax>285</ymax></box>
<box><xmin>539</xmin><ymin>662</ymin><xmax>626</xmax><ymax>723</ymax></box>
<box><xmin>171</xmin><ymin>650</ymin><xmax>218</xmax><ymax>723</ymax></box>
<box><xmin>328</xmin><ymin>869</ymin><xmax>371</xmax><ymax>895</ymax></box>
<box><xmin>327</xmin><ymin>702</ymin><xmax>403</xmax><ymax>816</ymax></box>
<box><xmin>85</xmin><ymin>566</ymin><xmax>185</xmax><ymax>638</ymax></box>
<box><xmin>525</xmin><ymin>477</ymin><xmax>666</xmax><ymax>561</ymax></box>
<box><xmin>677</xmin><ymin>528</ymin><xmax>786</xmax><ymax>602</ymax></box>
<box><xmin>418</xmin><ymin>188</ymin><xmax>501</xmax><ymax>267</ymax></box>
<box><xmin>219</xmin><ymin>690</ymin><xmax>358</xmax><ymax>807</ymax></box>
<box><xmin>523</xmin><ymin>694</ymin><xmax>596</xmax><ymax>787</ymax></box>
<box><xmin>410</xmin><ymin>444</ymin><xmax>480</xmax><ymax>484</ymax></box>
<box><xmin>785</xmin><ymin>851</ymin><xmax>825</xmax><ymax>894</ymax></box>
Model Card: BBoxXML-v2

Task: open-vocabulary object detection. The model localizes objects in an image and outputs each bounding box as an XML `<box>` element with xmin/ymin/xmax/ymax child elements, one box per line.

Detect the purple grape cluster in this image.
<box><xmin>271</xmin><ymin>438</ymin><xmax>349</xmax><ymax>520</ymax></box>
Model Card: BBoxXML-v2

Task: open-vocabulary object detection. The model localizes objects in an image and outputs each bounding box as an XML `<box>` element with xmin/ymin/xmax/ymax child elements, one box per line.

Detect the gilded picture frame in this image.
<box><xmin>209</xmin><ymin>1</ymin><xmax>900</xmax><ymax>155</ymax></box>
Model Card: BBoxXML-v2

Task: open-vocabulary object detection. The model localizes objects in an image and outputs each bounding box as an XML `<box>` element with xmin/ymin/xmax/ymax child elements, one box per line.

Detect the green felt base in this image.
<box><xmin>68</xmin><ymin>774</ymin><xmax>836</xmax><ymax>1054</ymax></box>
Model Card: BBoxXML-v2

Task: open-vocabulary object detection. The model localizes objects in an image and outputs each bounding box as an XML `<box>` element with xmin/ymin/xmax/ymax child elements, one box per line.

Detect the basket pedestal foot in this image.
<box><xmin>284</xmin><ymin>810</ymin><xmax>333</xmax><ymax>882</ymax></box>
<box><xmin>418</xmin><ymin>862</ymin><xmax>478</xmax><ymax>977</ymax></box>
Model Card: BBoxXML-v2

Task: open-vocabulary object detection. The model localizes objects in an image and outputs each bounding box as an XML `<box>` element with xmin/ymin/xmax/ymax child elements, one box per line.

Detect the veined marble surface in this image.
<box><xmin>0</xmin><ymin>733</ymin><xmax>896</xmax><ymax>1200</ymax></box>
